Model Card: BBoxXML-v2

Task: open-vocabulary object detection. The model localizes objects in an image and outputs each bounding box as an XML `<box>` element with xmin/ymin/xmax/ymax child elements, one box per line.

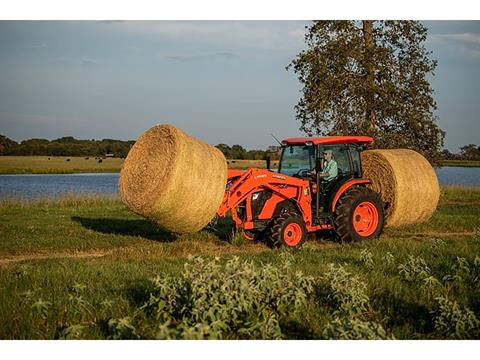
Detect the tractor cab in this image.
<box><xmin>278</xmin><ymin>136</ymin><xmax>373</xmax><ymax>216</ymax></box>
<box><xmin>218</xmin><ymin>135</ymin><xmax>383</xmax><ymax>247</ymax></box>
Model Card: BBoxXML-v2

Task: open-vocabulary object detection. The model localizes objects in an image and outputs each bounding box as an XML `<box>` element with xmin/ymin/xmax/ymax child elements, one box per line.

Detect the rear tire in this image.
<box><xmin>269</xmin><ymin>211</ymin><xmax>307</xmax><ymax>248</ymax></box>
<box><xmin>334</xmin><ymin>187</ymin><xmax>384</xmax><ymax>242</ymax></box>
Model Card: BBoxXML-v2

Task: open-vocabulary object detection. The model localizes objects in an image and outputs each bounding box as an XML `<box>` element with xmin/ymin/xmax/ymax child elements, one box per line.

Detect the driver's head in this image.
<box><xmin>323</xmin><ymin>149</ymin><xmax>334</xmax><ymax>161</ymax></box>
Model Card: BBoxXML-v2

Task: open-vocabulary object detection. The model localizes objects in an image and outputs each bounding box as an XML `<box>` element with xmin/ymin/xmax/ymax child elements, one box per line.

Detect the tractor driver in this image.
<box><xmin>307</xmin><ymin>149</ymin><xmax>338</xmax><ymax>181</ymax></box>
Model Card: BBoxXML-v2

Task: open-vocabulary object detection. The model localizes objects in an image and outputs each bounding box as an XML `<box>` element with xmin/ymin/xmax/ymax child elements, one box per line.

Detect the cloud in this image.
<box><xmin>81</xmin><ymin>58</ymin><xmax>97</xmax><ymax>65</ymax></box>
<box><xmin>215</xmin><ymin>51</ymin><xmax>238</xmax><ymax>59</ymax></box>
<box><xmin>427</xmin><ymin>32</ymin><xmax>480</xmax><ymax>60</ymax></box>
<box><xmin>103</xmin><ymin>21</ymin><xmax>309</xmax><ymax>50</ymax></box>
<box><xmin>434</xmin><ymin>32</ymin><xmax>480</xmax><ymax>45</ymax></box>
<box><xmin>49</xmin><ymin>57</ymin><xmax>97</xmax><ymax>65</ymax></box>
<box><xmin>164</xmin><ymin>52</ymin><xmax>239</xmax><ymax>62</ymax></box>
<box><xmin>164</xmin><ymin>54</ymin><xmax>202</xmax><ymax>62</ymax></box>
<box><xmin>20</xmin><ymin>43</ymin><xmax>47</xmax><ymax>50</ymax></box>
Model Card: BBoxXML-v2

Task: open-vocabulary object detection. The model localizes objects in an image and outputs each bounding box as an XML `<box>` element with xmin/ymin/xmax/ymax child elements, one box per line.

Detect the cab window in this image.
<box><xmin>322</xmin><ymin>145</ymin><xmax>352</xmax><ymax>176</ymax></box>
<box><xmin>279</xmin><ymin>145</ymin><xmax>315</xmax><ymax>176</ymax></box>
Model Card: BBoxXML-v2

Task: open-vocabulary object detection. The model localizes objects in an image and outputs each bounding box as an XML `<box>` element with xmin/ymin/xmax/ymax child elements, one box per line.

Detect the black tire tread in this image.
<box><xmin>268</xmin><ymin>210</ymin><xmax>306</xmax><ymax>248</ymax></box>
<box><xmin>334</xmin><ymin>186</ymin><xmax>384</xmax><ymax>243</ymax></box>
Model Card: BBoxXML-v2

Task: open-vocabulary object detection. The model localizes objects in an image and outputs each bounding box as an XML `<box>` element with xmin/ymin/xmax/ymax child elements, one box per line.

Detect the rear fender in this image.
<box><xmin>330</xmin><ymin>179</ymin><xmax>372</xmax><ymax>213</ymax></box>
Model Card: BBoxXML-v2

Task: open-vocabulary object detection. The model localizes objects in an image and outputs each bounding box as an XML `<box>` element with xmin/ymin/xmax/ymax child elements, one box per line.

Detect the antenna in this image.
<box><xmin>270</xmin><ymin>133</ymin><xmax>283</xmax><ymax>146</ymax></box>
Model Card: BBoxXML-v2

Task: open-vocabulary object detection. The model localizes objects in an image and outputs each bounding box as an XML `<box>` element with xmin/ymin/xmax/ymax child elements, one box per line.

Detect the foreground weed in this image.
<box><xmin>398</xmin><ymin>255</ymin><xmax>431</xmax><ymax>283</ymax></box>
<box><xmin>108</xmin><ymin>317</ymin><xmax>140</xmax><ymax>340</ymax></box>
<box><xmin>431</xmin><ymin>238</ymin><xmax>447</xmax><ymax>249</ymax></box>
<box><xmin>138</xmin><ymin>256</ymin><xmax>314</xmax><ymax>339</ymax></box>
<box><xmin>443</xmin><ymin>256</ymin><xmax>478</xmax><ymax>285</ymax></box>
<box><xmin>431</xmin><ymin>296</ymin><xmax>480</xmax><ymax>339</ymax></box>
<box><xmin>323</xmin><ymin>318</ymin><xmax>393</xmax><ymax>340</ymax></box>
<box><xmin>382</xmin><ymin>252</ymin><xmax>395</xmax><ymax>266</ymax></box>
<box><xmin>320</xmin><ymin>264</ymin><xmax>392</xmax><ymax>339</ymax></box>
<box><xmin>359</xmin><ymin>249</ymin><xmax>374</xmax><ymax>268</ymax></box>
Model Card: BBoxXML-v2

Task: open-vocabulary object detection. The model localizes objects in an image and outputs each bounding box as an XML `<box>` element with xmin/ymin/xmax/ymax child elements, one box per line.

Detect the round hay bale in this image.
<box><xmin>360</xmin><ymin>149</ymin><xmax>440</xmax><ymax>227</ymax></box>
<box><xmin>119</xmin><ymin>124</ymin><xmax>227</xmax><ymax>234</ymax></box>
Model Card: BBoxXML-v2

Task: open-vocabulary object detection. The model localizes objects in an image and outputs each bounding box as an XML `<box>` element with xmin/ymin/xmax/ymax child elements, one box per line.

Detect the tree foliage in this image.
<box><xmin>0</xmin><ymin>134</ymin><xmax>279</xmax><ymax>160</ymax></box>
<box><xmin>459</xmin><ymin>144</ymin><xmax>480</xmax><ymax>161</ymax></box>
<box><xmin>0</xmin><ymin>135</ymin><xmax>135</xmax><ymax>157</ymax></box>
<box><xmin>287</xmin><ymin>21</ymin><xmax>445</xmax><ymax>164</ymax></box>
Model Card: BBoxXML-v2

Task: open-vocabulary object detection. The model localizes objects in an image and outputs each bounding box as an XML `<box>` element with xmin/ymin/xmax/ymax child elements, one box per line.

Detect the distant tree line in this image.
<box><xmin>0</xmin><ymin>135</ymin><xmax>135</xmax><ymax>158</ymax></box>
<box><xmin>0</xmin><ymin>134</ymin><xmax>281</xmax><ymax>160</ymax></box>
<box><xmin>442</xmin><ymin>144</ymin><xmax>480</xmax><ymax>161</ymax></box>
<box><xmin>3</xmin><ymin>134</ymin><xmax>475</xmax><ymax>161</ymax></box>
<box><xmin>215</xmin><ymin>144</ymin><xmax>281</xmax><ymax>160</ymax></box>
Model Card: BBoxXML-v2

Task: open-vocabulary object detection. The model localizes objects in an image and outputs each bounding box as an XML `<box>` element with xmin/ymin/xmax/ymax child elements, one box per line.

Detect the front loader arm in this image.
<box><xmin>216</xmin><ymin>168</ymin><xmax>312</xmax><ymax>229</ymax></box>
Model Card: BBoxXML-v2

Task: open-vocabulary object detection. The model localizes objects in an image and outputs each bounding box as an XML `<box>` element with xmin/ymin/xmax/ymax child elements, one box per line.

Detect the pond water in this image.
<box><xmin>0</xmin><ymin>173</ymin><xmax>119</xmax><ymax>200</ymax></box>
<box><xmin>0</xmin><ymin>167</ymin><xmax>478</xmax><ymax>200</ymax></box>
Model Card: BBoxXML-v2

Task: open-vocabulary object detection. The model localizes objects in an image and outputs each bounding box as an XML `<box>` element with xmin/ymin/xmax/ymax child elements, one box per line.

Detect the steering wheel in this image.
<box><xmin>293</xmin><ymin>168</ymin><xmax>310</xmax><ymax>178</ymax></box>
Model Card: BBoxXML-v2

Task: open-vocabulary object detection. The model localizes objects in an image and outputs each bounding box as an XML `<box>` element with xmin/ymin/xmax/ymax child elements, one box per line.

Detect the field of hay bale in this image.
<box><xmin>0</xmin><ymin>186</ymin><xmax>479</xmax><ymax>339</ymax></box>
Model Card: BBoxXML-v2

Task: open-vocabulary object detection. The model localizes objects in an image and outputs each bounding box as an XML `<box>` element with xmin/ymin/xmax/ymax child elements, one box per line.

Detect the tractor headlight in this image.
<box><xmin>252</xmin><ymin>192</ymin><xmax>261</xmax><ymax>201</ymax></box>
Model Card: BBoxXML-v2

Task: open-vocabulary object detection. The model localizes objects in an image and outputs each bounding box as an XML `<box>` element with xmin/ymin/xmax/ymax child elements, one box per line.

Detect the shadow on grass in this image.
<box><xmin>204</xmin><ymin>216</ymin><xmax>236</xmax><ymax>242</ymax></box>
<box><xmin>71</xmin><ymin>216</ymin><xmax>176</xmax><ymax>242</ymax></box>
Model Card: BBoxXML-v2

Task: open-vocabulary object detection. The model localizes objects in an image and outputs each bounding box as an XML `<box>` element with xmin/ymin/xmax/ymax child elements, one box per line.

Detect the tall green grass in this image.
<box><xmin>0</xmin><ymin>186</ymin><xmax>479</xmax><ymax>339</ymax></box>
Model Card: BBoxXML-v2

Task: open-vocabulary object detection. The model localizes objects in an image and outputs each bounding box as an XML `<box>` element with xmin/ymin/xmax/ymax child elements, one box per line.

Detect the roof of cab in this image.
<box><xmin>281</xmin><ymin>136</ymin><xmax>373</xmax><ymax>146</ymax></box>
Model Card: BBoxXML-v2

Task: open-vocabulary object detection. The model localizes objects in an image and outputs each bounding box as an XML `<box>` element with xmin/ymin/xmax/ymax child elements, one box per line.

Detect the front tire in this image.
<box><xmin>334</xmin><ymin>187</ymin><xmax>384</xmax><ymax>242</ymax></box>
<box><xmin>269</xmin><ymin>212</ymin><xmax>307</xmax><ymax>248</ymax></box>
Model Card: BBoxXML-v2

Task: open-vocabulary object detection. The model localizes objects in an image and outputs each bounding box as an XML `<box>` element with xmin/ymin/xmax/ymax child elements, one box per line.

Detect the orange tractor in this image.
<box><xmin>216</xmin><ymin>136</ymin><xmax>384</xmax><ymax>247</ymax></box>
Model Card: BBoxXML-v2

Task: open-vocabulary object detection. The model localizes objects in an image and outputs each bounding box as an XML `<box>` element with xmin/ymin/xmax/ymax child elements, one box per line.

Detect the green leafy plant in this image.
<box><xmin>31</xmin><ymin>299</ymin><xmax>52</xmax><ymax>320</ymax></box>
<box><xmin>431</xmin><ymin>296</ymin><xmax>480</xmax><ymax>339</ymax></box>
<box><xmin>136</xmin><ymin>256</ymin><xmax>314</xmax><ymax>339</ymax></box>
<box><xmin>320</xmin><ymin>264</ymin><xmax>392</xmax><ymax>339</ymax></box>
<box><xmin>108</xmin><ymin>317</ymin><xmax>140</xmax><ymax>340</ymax></box>
<box><xmin>323</xmin><ymin>263</ymin><xmax>370</xmax><ymax>316</ymax></box>
<box><xmin>382</xmin><ymin>252</ymin><xmax>395</xmax><ymax>266</ymax></box>
<box><xmin>398</xmin><ymin>255</ymin><xmax>431</xmax><ymax>283</ymax></box>
<box><xmin>359</xmin><ymin>249</ymin><xmax>374</xmax><ymax>268</ymax></box>
<box><xmin>323</xmin><ymin>318</ymin><xmax>393</xmax><ymax>340</ymax></box>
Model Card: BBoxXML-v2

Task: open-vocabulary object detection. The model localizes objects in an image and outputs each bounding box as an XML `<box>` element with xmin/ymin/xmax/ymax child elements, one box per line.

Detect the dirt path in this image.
<box><xmin>0</xmin><ymin>230</ymin><xmax>475</xmax><ymax>267</ymax></box>
<box><xmin>0</xmin><ymin>250</ymin><xmax>110</xmax><ymax>267</ymax></box>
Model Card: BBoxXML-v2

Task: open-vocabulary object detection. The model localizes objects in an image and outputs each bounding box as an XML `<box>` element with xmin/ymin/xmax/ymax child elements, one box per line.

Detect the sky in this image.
<box><xmin>0</xmin><ymin>21</ymin><xmax>478</xmax><ymax>152</ymax></box>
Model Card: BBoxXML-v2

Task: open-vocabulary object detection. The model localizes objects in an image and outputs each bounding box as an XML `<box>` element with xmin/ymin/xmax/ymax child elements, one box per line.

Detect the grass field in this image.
<box><xmin>440</xmin><ymin>160</ymin><xmax>480</xmax><ymax>168</ymax></box>
<box><xmin>0</xmin><ymin>156</ymin><xmax>478</xmax><ymax>174</ymax></box>
<box><xmin>0</xmin><ymin>156</ymin><xmax>275</xmax><ymax>174</ymax></box>
<box><xmin>0</xmin><ymin>156</ymin><xmax>124</xmax><ymax>174</ymax></box>
<box><xmin>0</xmin><ymin>186</ymin><xmax>479</xmax><ymax>339</ymax></box>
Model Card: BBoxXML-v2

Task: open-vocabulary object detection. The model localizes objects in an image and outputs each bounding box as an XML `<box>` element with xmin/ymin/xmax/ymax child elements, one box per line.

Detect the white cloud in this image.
<box><xmin>434</xmin><ymin>32</ymin><xmax>480</xmax><ymax>45</ymax></box>
<box><xmin>81</xmin><ymin>58</ymin><xmax>97</xmax><ymax>65</ymax></box>
<box><xmin>427</xmin><ymin>32</ymin><xmax>480</xmax><ymax>60</ymax></box>
<box><xmin>49</xmin><ymin>57</ymin><xmax>98</xmax><ymax>65</ymax></box>
<box><xmin>20</xmin><ymin>43</ymin><xmax>47</xmax><ymax>50</ymax></box>
<box><xmin>163</xmin><ymin>51</ymin><xmax>239</xmax><ymax>61</ymax></box>
<box><xmin>102</xmin><ymin>21</ymin><xmax>308</xmax><ymax>50</ymax></box>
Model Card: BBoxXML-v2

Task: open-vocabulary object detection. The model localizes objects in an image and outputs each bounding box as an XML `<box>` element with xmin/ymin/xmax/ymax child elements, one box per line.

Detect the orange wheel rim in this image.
<box><xmin>353</xmin><ymin>201</ymin><xmax>379</xmax><ymax>237</ymax></box>
<box><xmin>283</xmin><ymin>223</ymin><xmax>302</xmax><ymax>246</ymax></box>
<box><xmin>242</xmin><ymin>230</ymin><xmax>254</xmax><ymax>241</ymax></box>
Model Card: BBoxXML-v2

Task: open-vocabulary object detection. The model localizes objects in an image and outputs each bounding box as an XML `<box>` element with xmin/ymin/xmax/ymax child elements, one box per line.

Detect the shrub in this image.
<box><xmin>323</xmin><ymin>318</ymin><xmax>392</xmax><ymax>340</ymax></box>
<box><xmin>431</xmin><ymin>296</ymin><xmax>480</xmax><ymax>339</ymax></box>
<box><xmin>322</xmin><ymin>263</ymin><xmax>370</xmax><ymax>316</ymax></box>
<box><xmin>443</xmin><ymin>256</ymin><xmax>475</xmax><ymax>284</ymax></box>
<box><xmin>359</xmin><ymin>249</ymin><xmax>374</xmax><ymax>268</ymax></box>
<box><xmin>137</xmin><ymin>256</ymin><xmax>314</xmax><ymax>339</ymax></box>
<box><xmin>382</xmin><ymin>252</ymin><xmax>395</xmax><ymax>266</ymax></box>
<box><xmin>398</xmin><ymin>255</ymin><xmax>431</xmax><ymax>283</ymax></box>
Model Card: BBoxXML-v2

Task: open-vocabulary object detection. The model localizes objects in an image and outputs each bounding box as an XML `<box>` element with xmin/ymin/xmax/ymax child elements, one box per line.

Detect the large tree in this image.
<box><xmin>287</xmin><ymin>21</ymin><xmax>445</xmax><ymax>164</ymax></box>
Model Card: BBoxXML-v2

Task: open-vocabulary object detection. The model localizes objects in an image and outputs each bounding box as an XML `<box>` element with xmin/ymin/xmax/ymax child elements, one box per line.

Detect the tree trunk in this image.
<box><xmin>362</xmin><ymin>20</ymin><xmax>376</xmax><ymax>135</ymax></box>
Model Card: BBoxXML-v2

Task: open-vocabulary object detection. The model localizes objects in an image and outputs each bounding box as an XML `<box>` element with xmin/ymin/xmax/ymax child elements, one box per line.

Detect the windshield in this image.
<box><xmin>278</xmin><ymin>145</ymin><xmax>315</xmax><ymax>176</ymax></box>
